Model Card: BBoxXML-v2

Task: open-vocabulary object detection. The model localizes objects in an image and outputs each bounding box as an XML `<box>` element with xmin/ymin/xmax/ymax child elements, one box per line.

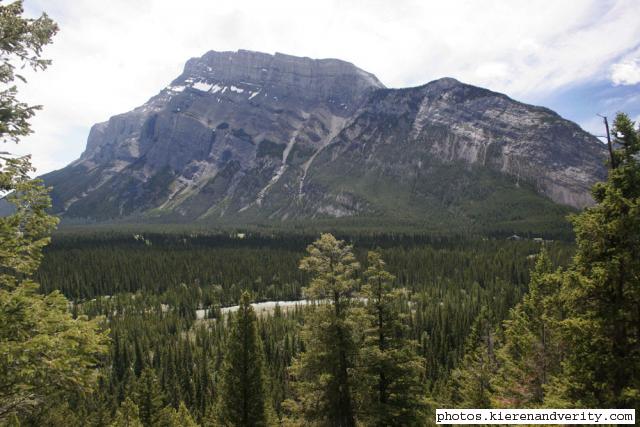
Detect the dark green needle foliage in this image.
<box><xmin>286</xmin><ymin>234</ymin><xmax>360</xmax><ymax>427</ymax></box>
<box><xmin>110</xmin><ymin>398</ymin><xmax>144</xmax><ymax>427</ymax></box>
<box><xmin>134</xmin><ymin>368</ymin><xmax>164</xmax><ymax>427</ymax></box>
<box><xmin>216</xmin><ymin>291</ymin><xmax>274</xmax><ymax>426</ymax></box>
<box><xmin>544</xmin><ymin>113</ymin><xmax>640</xmax><ymax>409</ymax></box>
<box><xmin>449</xmin><ymin>307</ymin><xmax>498</xmax><ymax>409</ymax></box>
<box><xmin>491</xmin><ymin>248</ymin><xmax>564</xmax><ymax>408</ymax></box>
<box><xmin>357</xmin><ymin>251</ymin><xmax>429</xmax><ymax>426</ymax></box>
<box><xmin>0</xmin><ymin>2</ymin><xmax>109</xmax><ymax>423</ymax></box>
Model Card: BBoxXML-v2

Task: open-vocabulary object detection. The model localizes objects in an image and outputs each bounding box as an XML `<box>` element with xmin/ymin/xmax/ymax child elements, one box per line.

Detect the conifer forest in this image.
<box><xmin>1</xmin><ymin>1</ymin><xmax>639</xmax><ymax>426</ymax></box>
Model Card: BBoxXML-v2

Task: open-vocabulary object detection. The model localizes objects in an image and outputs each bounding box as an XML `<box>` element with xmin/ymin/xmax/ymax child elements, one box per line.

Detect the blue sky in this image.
<box><xmin>14</xmin><ymin>0</ymin><xmax>640</xmax><ymax>174</ymax></box>
<box><xmin>528</xmin><ymin>79</ymin><xmax>640</xmax><ymax>138</ymax></box>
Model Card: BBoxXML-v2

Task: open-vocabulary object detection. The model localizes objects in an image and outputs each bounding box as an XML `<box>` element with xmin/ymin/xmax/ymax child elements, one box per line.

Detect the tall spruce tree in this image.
<box><xmin>491</xmin><ymin>248</ymin><xmax>564</xmax><ymax>407</ymax></box>
<box><xmin>216</xmin><ymin>291</ymin><xmax>273</xmax><ymax>426</ymax></box>
<box><xmin>110</xmin><ymin>398</ymin><xmax>144</xmax><ymax>427</ymax></box>
<box><xmin>156</xmin><ymin>402</ymin><xmax>199</xmax><ymax>427</ymax></box>
<box><xmin>545</xmin><ymin>113</ymin><xmax>640</xmax><ymax>409</ymax></box>
<box><xmin>357</xmin><ymin>251</ymin><xmax>428</xmax><ymax>426</ymax></box>
<box><xmin>286</xmin><ymin>233</ymin><xmax>360</xmax><ymax>426</ymax></box>
<box><xmin>450</xmin><ymin>307</ymin><xmax>498</xmax><ymax>408</ymax></box>
<box><xmin>134</xmin><ymin>367</ymin><xmax>164</xmax><ymax>427</ymax></box>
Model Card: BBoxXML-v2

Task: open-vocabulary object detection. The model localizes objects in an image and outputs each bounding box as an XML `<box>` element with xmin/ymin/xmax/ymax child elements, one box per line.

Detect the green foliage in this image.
<box><xmin>134</xmin><ymin>368</ymin><xmax>164</xmax><ymax>427</ymax></box>
<box><xmin>453</xmin><ymin>112</ymin><xmax>640</xmax><ymax>411</ymax></box>
<box><xmin>155</xmin><ymin>402</ymin><xmax>199</xmax><ymax>427</ymax></box>
<box><xmin>287</xmin><ymin>237</ymin><xmax>438</xmax><ymax>425</ymax></box>
<box><xmin>449</xmin><ymin>307</ymin><xmax>498</xmax><ymax>408</ymax></box>
<box><xmin>298</xmin><ymin>233</ymin><xmax>360</xmax><ymax>301</ymax></box>
<box><xmin>0</xmin><ymin>0</ymin><xmax>59</xmax><ymax>287</ymax></box>
<box><xmin>34</xmin><ymin>230</ymin><xmax>566</xmax><ymax>416</ymax></box>
<box><xmin>17</xmin><ymin>224</ymin><xmax>575</xmax><ymax>424</ymax></box>
<box><xmin>307</xmin><ymin>153</ymin><xmax>574</xmax><ymax>237</ymax></box>
<box><xmin>111</xmin><ymin>398</ymin><xmax>144</xmax><ymax>427</ymax></box>
<box><xmin>0</xmin><ymin>0</ymin><xmax>58</xmax><ymax>143</ymax></box>
<box><xmin>0</xmin><ymin>280</ymin><xmax>109</xmax><ymax>421</ymax></box>
<box><xmin>356</xmin><ymin>251</ymin><xmax>428</xmax><ymax>426</ymax></box>
<box><xmin>5</xmin><ymin>2</ymin><xmax>621</xmax><ymax>424</ymax></box>
<box><xmin>0</xmin><ymin>155</ymin><xmax>58</xmax><ymax>286</ymax></box>
<box><xmin>174</xmin><ymin>402</ymin><xmax>200</xmax><ymax>427</ymax></box>
<box><xmin>491</xmin><ymin>248</ymin><xmax>564</xmax><ymax>407</ymax></box>
<box><xmin>287</xmin><ymin>234</ymin><xmax>360</xmax><ymax>426</ymax></box>
<box><xmin>544</xmin><ymin>113</ymin><xmax>640</xmax><ymax>409</ymax></box>
<box><xmin>216</xmin><ymin>291</ymin><xmax>274</xmax><ymax>426</ymax></box>
<box><xmin>0</xmin><ymin>4</ymin><xmax>109</xmax><ymax>423</ymax></box>
<box><xmin>36</xmin><ymin>231</ymin><xmax>568</xmax><ymax>301</ymax></box>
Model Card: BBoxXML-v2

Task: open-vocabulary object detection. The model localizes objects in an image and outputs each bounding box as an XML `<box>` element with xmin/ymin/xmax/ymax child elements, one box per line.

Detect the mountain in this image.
<box><xmin>42</xmin><ymin>49</ymin><xmax>607</xmax><ymax>233</ymax></box>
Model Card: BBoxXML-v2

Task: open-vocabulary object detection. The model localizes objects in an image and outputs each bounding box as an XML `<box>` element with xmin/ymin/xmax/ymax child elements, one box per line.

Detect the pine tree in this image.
<box><xmin>216</xmin><ymin>291</ymin><xmax>273</xmax><ymax>426</ymax></box>
<box><xmin>286</xmin><ymin>234</ymin><xmax>360</xmax><ymax>426</ymax></box>
<box><xmin>357</xmin><ymin>251</ymin><xmax>428</xmax><ymax>426</ymax></box>
<box><xmin>155</xmin><ymin>407</ymin><xmax>178</xmax><ymax>427</ymax></box>
<box><xmin>545</xmin><ymin>113</ymin><xmax>640</xmax><ymax>409</ymax></box>
<box><xmin>110</xmin><ymin>398</ymin><xmax>144</xmax><ymax>427</ymax></box>
<box><xmin>134</xmin><ymin>368</ymin><xmax>164</xmax><ymax>427</ymax></box>
<box><xmin>491</xmin><ymin>248</ymin><xmax>564</xmax><ymax>407</ymax></box>
<box><xmin>163</xmin><ymin>350</ymin><xmax>181</xmax><ymax>409</ymax></box>
<box><xmin>450</xmin><ymin>307</ymin><xmax>498</xmax><ymax>408</ymax></box>
<box><xmin>134</xmin><ymin>335</ymin><xmax>146</xmax><ymax>376</ymax></box>
<box><xmin>0</xmin><ymin>3</ymin><xmax>109</xmax><ymax>421</ymax></box>
<box><xmin>0</xmin><ymin>0</ymin><xmax>58</xmax><ymax>146</ymax></box>
<box><xmin>154</xmin><ymin>402</ymin><xmax>199</xmax><ymax>427</ymax></box>
<box><xmin>175</xmin><ymin>402</ymin><xmax>199</xmax><ymax>427</ymax></box>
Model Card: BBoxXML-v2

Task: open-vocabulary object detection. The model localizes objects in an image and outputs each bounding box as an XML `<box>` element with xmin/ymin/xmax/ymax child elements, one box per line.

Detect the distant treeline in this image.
<box><xmin>36</xmin><ymin>231</ymin><xmax>573</xmax><ymax>303</ymax></box>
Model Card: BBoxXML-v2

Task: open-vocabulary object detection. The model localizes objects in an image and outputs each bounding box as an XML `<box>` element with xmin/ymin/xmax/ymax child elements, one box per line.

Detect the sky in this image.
<box><xmin>11</xmin><ymin>0</ymin><xmax>640</xmax><ymax>174</ymax></box>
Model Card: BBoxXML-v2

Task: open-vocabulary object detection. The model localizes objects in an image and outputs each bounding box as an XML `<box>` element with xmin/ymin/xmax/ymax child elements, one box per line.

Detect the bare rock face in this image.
<box><xmin>42</xmin><ymin>50</ymin><xmax>607</xmax><ymax>230</ymax></box>
<box><xmin>325</xmin><ymin>78</ymin><xmax>605</xmax><ymax>209</ymax></box>
<box><xmin>45</xmin><ymin>50</ymin><xmax>383</xmax><ymax>219</ymax></box>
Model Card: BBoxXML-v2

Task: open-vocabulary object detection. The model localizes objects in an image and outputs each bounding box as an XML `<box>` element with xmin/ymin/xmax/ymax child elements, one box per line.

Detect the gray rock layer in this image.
<box><xmin>42</xmin><ymin>50</ymin><xmax>606</xmax><ymax>225</ymax></box>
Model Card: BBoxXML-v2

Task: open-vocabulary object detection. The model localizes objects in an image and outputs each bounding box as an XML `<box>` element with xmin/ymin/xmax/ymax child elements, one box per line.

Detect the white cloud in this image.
<box><xmin>610</xmin><ymin>51</ymin><xmax>640</xmax><ymax>85</ymax></box>
<box><xmin>12</xmin><ymin>0</ymin><xmax>640</xmax><ymax>174</ymax></box>
<box><xmin>475</xmin><ymin>62</ymin><xmax>511</xmax><ymax>80</ymax></box>
<box><xmin>611</xmin><ymin>61</ymin><xmax>640</xmax><ymax>85</ymax></box>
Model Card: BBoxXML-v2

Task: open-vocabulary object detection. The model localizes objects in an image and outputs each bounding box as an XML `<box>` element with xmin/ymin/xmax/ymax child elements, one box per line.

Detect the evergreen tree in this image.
<box><xmin>111</xmin><ymin>398</ymin><xmax>144</xmax><ymax>427</ymax></box>
<box><xmin>450</xmin><ymin>307</ymin><xmax>498</xmax><ymax>408</ymax></box>
<box><xmin>216</xmin><ymin>291</ymin><xmax>273</xmax><ymax>426</ymax></box>
<box><xmin>286</xmin><ymin>234</ymin><xmax>360</xmax><ymax>426</ymax></box>
<box><xmin>201</xmin><ymin>404</ymin><xmax>218</xmax><ymax>427</ymax></box>
<box><xmin>174</xmin><ymin>402</ymin><xmax>199</xmax><ymax>427</ymax></box>
<box><xmin>492</xmin><ymin>248</ymin><xmax>564</xmax><ymax>408</ymax></box>
<box><xmin>158</xmin><ymin>402</ymin><xmax>198</xmax><ymax>427</ymax></box>
<box><xmin>155</xmin><ymin>402</ymin><xmax>199</xmax><ymax>427</ymax></box>
<box><xmin>134</xmin><ymin>335</ymin><xmax>146</xmax><ymax>376</ymax></box>
<box><xmin>545</xmin><ymin>113</ymin><xmax>640</xmax><ymax>409</ymax></box>
<box><xmin>357</xmin><ymin>251</ymin><xmax>428</xmax><ymax>426</ymax></box>
<box><xmin>84</xmin><ymin>386</ymin><xmax>115</xmax><ymax>427</ymax></box>
<box><xmin>0</xmin><ymin>2</ymin><xmax>109</xmax><ymax>422</ymax></box>
<box><xmin>134</xmin><ymin>368</ymin><xmax>164</xmax><ymax>427</ymax></box>
<box><xmin>163</xmin><ymin>350</ymin><xmax>181</xmax><ymax>409</ymax></box>
<box><xmin>0</xmin><ymin>0</ymin><xmax>58</xmax><ymax>146</ymax></box>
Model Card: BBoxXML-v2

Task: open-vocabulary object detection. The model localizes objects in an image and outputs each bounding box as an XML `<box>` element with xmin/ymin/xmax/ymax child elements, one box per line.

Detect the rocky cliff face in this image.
<box><xmin>42</xmin><ymin>50</ymin><xmax>607</xmax><ymax>231</ymax></box>
<box><xmin>315</xmin><ymin>78</ymin><xmax>605</xmax><ymax>209</ymax></box>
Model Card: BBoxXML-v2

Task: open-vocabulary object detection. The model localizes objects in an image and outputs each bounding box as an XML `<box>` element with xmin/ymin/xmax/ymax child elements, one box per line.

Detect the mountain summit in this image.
<box><xmin>43</xmin><ymin>50</ymin><xmax>606</xmax><ymax>232</ymax></box>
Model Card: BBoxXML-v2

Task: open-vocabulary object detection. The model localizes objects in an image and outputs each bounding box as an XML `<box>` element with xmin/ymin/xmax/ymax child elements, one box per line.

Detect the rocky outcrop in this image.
<box><xmin>44</xmin><ymin>50</ymin><xmax>383</xmax><ymax>220</ymax></box>
<box><xmin>324</xmin><ymin>78</ymin><xmax>605</xmax><ymax>209</ymax></box>
<box><xmin>42</xmin><ymin>50</ymin><xmax>607</xmax><ymax>228</ymax></box>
